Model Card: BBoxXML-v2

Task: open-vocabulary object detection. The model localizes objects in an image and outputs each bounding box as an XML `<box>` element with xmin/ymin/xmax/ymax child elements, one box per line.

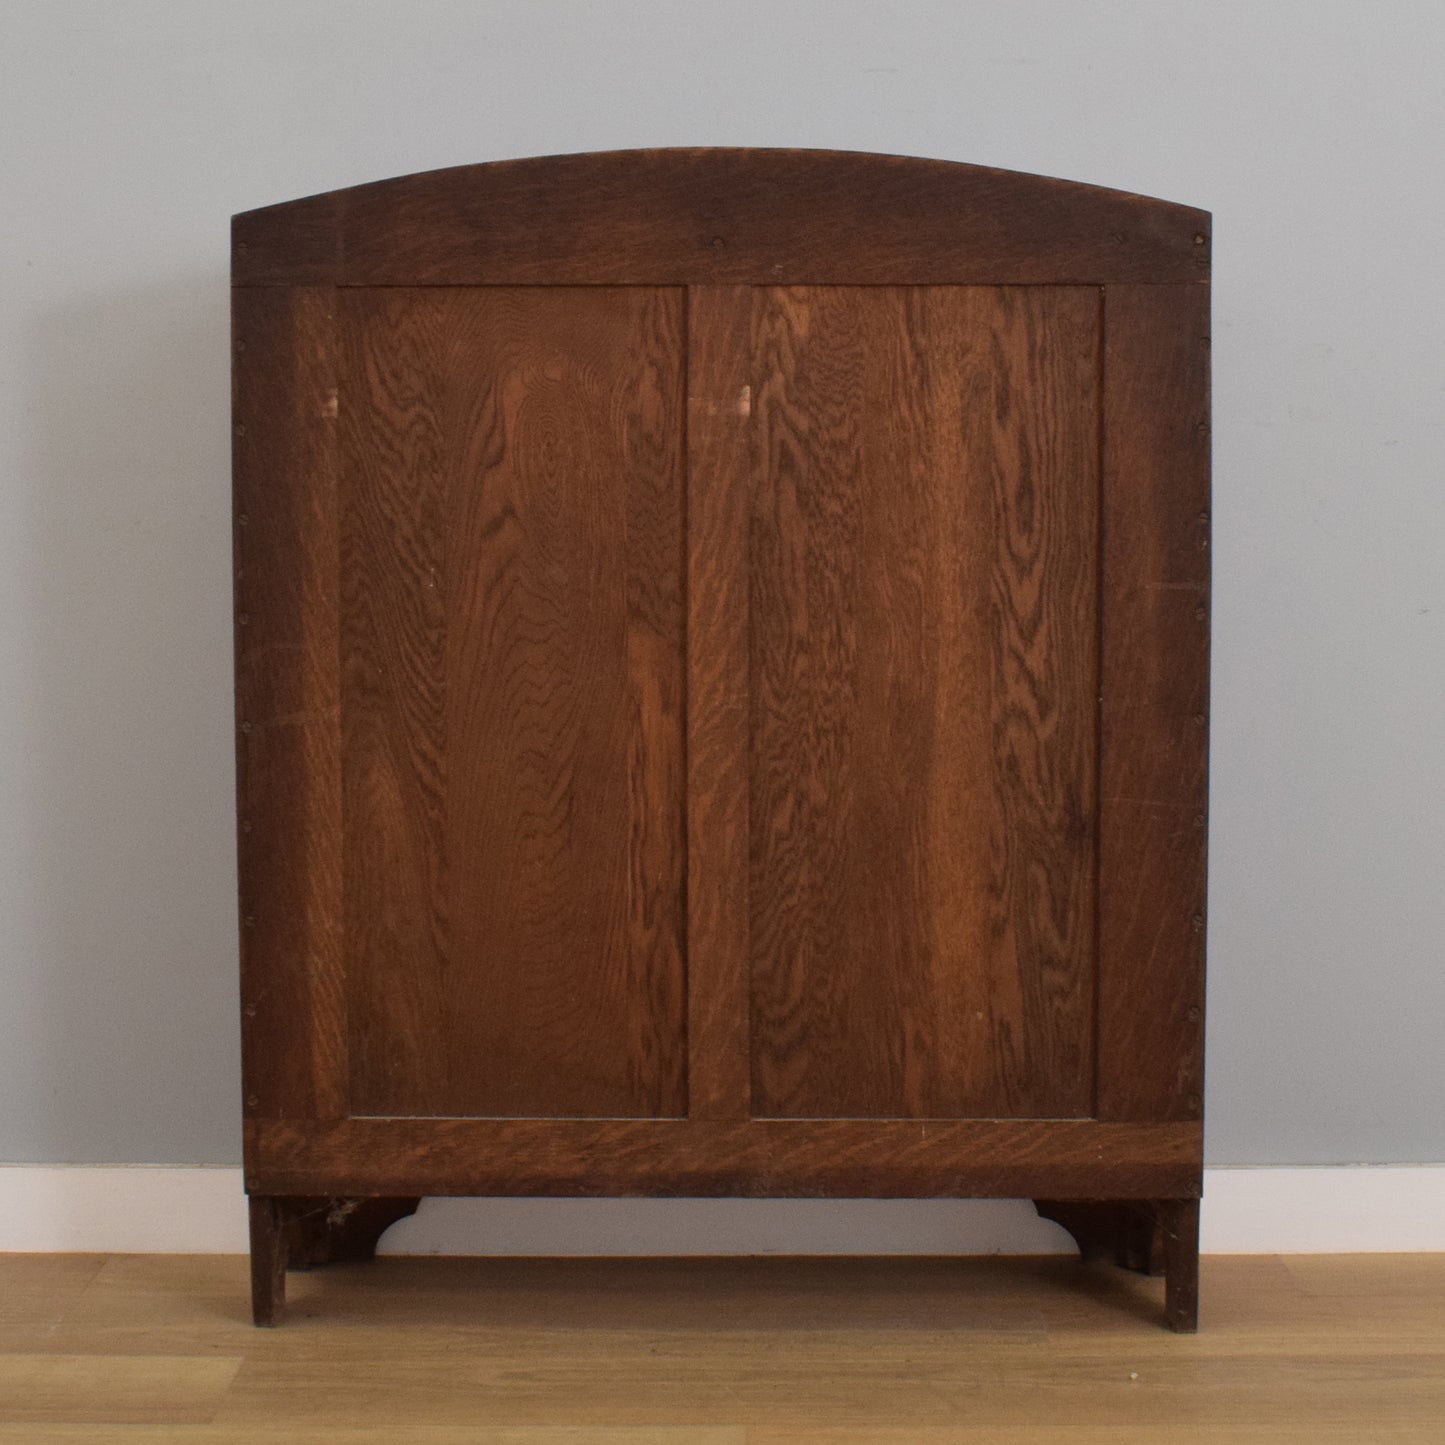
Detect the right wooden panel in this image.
<box><xmin>748</xmin><ymin>286</ymin><xmax>1100</xmax><ymax>1120</ymax></box>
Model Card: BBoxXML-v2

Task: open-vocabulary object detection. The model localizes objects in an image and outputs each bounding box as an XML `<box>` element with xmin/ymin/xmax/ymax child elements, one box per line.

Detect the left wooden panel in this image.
<box><xmin>233</xmin><ymin>287</ymin><xmax>348</xmax><ymax>1122</ymax></box>
<box><xmin>337</xmin><ymin>286</ymin><xmax>689</xmax><ymax>1119</ymax></box>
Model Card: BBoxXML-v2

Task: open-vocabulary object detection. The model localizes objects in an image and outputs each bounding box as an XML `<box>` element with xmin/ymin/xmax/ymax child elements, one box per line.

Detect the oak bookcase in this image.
<box><xmin>232</xmin><ymin>149</ymin><xmax>1210</xmax><ymax>1329</ymax></box>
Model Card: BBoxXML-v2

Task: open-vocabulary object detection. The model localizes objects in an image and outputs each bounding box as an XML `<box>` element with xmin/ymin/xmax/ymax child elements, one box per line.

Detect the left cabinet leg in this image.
<box><xmin>248</xmin><ymin>1195</ymin><xmax>287</xmax><ymax>1327</ymax></box>
<box><xmin>1160</xmin><ymin>1198</ymin><xmax>1201</xmax><ymax>1333</ymax></box>
<box><xmin>247</xmin><ymin>1193</ymin><xmax>421</xmax><ymax>1325</ymax></box>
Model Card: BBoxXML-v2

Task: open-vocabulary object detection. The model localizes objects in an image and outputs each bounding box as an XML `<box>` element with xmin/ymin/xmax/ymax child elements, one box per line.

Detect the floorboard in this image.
<box><xmin>0</xmin><ymin>1254</ymin><xmax>1440</xmax><ymax>1438</ymax></box>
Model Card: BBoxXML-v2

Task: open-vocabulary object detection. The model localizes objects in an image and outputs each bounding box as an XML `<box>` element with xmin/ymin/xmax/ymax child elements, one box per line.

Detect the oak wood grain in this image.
<box><xmin>245</xmin><ymin>1118</ymin><xmax>1202</xmax><ymax>1199</ymax></box>
<box><xmin>232</xmin><ymin>286</ymin><xmax>348</xmax><ymax>1122</ymax></box>
<box><xmin>233</xmin><ymin>150</ymin><xmax>1209</xmax><ymax>289</ymax></box>
<box><xmin>233</xmin><ymin>152</ymin><xmax>1211</xmax><ymax>1330</ymax></box>
<box><xmin>336</xmin><ymin>288</ymin><xmax>451</xmax><ymax>1114</ymax></box>
<box><xmin>685</xmin><ymin>286</ymin><xmax>755</xmax><ymax>1121</ymax></box>
<box><xmin>338</xmin><ymin>287</ymin><xmax>688</xmax><ymax>1118</ymax></box>
<box><xmin>748</xmin><ymin>286</ymin><xmax>1099</xmax><ymax>1119</ymax></box>
<box><xmin>1096</xmin><ymin>284</ymin><xmax>1211</xmax><ymax>1122</ymax></box>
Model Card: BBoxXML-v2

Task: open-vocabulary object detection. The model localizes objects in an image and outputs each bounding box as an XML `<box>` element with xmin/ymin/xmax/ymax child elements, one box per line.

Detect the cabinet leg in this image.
<box><xmin>247</xmin><ymin>1194</ymin><xmax>421</xmax><ymax>1326</ymax></box>
<box><xmin>1034</xmin><ymin>1196</ymin><xmax>1200</xmax><ymax>1331</ymax></box>
<box><xmin>248</xmin><ymin>1195</ymin><xmax>287</xmax><ymax>1327</ymax></box>
<box><xmin>1159</xmin><ymin>1197</ymin><xmax>1201</xmax><ymax>1333</ymax></box>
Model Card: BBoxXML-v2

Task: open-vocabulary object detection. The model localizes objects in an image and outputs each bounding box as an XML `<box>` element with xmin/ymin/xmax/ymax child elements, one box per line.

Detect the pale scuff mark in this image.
<box><xmin>737</xmin><ymin>384</ymin><xmax>751</xmax><ymax>417</ymax></box>
<box><xmin>322</xmin><ymin>387</ymin><xmax>339</xmax><ymax>418</ymax></box>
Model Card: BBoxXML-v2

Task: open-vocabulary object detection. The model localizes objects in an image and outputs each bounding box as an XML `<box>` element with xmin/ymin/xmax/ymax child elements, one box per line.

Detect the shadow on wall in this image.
<box><xmin>13</xmin><ymin>275</ymin><xmax>242</xmax><ymax>1164</ymax></box>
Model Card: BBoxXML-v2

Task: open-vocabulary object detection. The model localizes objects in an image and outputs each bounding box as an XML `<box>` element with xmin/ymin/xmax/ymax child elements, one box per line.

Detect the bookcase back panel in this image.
<box><xmin>232</xmin><ymin>157</ymin><xmax>1210</xmax><ymax>1270</ymax></box>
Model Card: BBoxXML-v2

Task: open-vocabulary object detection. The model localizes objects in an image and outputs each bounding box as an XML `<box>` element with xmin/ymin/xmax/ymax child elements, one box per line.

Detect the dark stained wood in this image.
<box><xmin>247</xmin><ymin>1194</ymin><xmax>421</xmax><ymax>1325</ymax></box>
<box><xmin>247</xmin><ymin>1195</ymin><xmax>286</xmax><ymax>1327</ymax></box>
<box><xmin>1096</xmin><ymin>284</ymin><xmax>1211</xmax><ymax>1122</ymax></box>
<box><xmin>235</xmin><ymin>150</ymin><xmax>1210</xmax><ymax>1330</ymax></box>
<box><xmin>1162</xmin><ymin>1196</ymin><xmax>1202</xmax><ymax>1332</ymax></box>
<box><xmin>1034</xmin><ymin>1196</ymin><xmax>1201</xmax><ymax>1330</ymax></box>
<box><xmin>232</xmin><ymin>189</ymin><xmax>340</xmax><ymax>287</ymax></box>
<box><xmin>749</xmin><ymin>286</ymin><xmax>1099</xmax><ymax>1119</ymax></box>
<box><xmin>1034</xmin><ymin>1199</ymin><xmax>1166</xmax><ymax>1274</ymax></box>
<box><xmin>282</xmin><ymin>1195</ymin><xmax>421</xmax><ymax>1269</ymax></box>
<box><xmin>232</xmin><ymin>286</ymin><xmax>347</xmax><ymax>1122</ymax></box>
<box><xmin>233</xmin><ymin>149</ymin><xmax>1210</xmax><ymax>289</ymax></box>
<box><xmin>245</xmin><ymin>1118</ymin><xmax>1203</xmax><ymax>1200</ymax></box>
<box><xmin>337</xmin><ymin>286</ymin><xmax>688</xmax><ymax>1119</ymax></box>
<box><xmin>336</xmin><ymin>288</ymin><xmax>450</xmax><ymax>1115</ymax></box>
<box><xmin>685</xmin><ymin>287</ymin><xmax>755</xmax><ymax>1121</ymax></box>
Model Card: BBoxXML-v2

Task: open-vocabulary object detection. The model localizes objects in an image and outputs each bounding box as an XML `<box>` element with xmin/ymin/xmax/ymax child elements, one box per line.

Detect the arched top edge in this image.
<box><xmin>238</xmin><ymin>148</ymin><xmax>1208</xmax><ymax>225</ymax></box>
<box><xmin>233</xmin><ymin>147</ymin><xmax>1210</xmax><ymax>288</ymax></box>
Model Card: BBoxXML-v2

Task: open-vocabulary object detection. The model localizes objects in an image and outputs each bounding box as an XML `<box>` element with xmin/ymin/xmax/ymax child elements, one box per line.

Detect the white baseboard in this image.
<box><xmin>1</xmin><ymin>1164</ymin><xmax>1442</xmax><ymax>1254</ymax></box>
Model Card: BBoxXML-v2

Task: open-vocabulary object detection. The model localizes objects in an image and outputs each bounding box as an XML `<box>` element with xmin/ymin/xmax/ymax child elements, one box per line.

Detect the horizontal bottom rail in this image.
<box><xmin>246</xmin><ymin>1117</ymin><xmax>1202</xmax><ymax>1199</ymax></box>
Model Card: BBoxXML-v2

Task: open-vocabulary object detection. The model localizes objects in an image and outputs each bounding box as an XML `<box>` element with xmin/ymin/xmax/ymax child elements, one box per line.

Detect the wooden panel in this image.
<box><xmin>749</xmin><ymin>286</ymin><xmax>1099</xmax><ymax>1119</ymax></box>
<box><xmin>233</xmin><ymin>149</ymin><xmax>1210</xmax><ymax>288</ymax></box>
<box><xmin>233</xmin><ymin>286</ymin><xmax>347</xmax><ymax>1122</ymax></box>
<box><xmin>245</xmin><ymin>1117</ymin><xmax>1202</xmax><ymax>1199</ymax></box>
<box><xmin>686</xmin><ymin>287</ymin><xmax>754</xmax><ymax>1121</ymax></box>
<box><xmin>338</xmin><ymin>287</ymin><xmax>687</xmax><ymax>1119</ymax></box>
<box><xmin>1097</xmin><ymin>284</ymin><xmax>1211</xmax><ymax>1122</ymax></box>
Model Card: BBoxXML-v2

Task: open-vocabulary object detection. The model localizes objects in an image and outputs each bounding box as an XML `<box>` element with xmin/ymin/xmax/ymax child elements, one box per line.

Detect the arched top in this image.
<box><xmin>233</xmin><ymin>147</ymin><xmax>1209</xmax><ymax>288</ymax></box>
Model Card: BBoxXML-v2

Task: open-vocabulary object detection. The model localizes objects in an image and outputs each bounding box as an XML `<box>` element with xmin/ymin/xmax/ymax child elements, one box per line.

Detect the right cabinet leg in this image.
<box><xmin>1159</xmin><ymin>1197</ymin><xmax>1201</xmax><ymax>1333</ymax></box>
<box><xmin>1034</xmin><ymin>1195</ymin><xmax>1200</xmax><ymax>1331</ymax></box>
<box><xmin>248</xmin><ymin>1195</ymin><xmax>287</xmax><ymax>1327</ymax></box>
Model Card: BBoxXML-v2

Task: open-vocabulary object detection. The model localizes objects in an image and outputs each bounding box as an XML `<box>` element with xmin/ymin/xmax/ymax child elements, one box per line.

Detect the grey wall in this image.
<box><xmin>2</xmin><ymin>0</ymin><xmax>1441</xmax><ymax>1168</ymax></box>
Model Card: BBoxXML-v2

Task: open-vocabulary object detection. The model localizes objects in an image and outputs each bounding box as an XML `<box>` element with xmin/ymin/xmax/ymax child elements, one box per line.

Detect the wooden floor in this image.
<box><xmin>1</xmin><ymin>1253</ymin><xmax>1442</xmax><ymax>1440</ymax></box>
